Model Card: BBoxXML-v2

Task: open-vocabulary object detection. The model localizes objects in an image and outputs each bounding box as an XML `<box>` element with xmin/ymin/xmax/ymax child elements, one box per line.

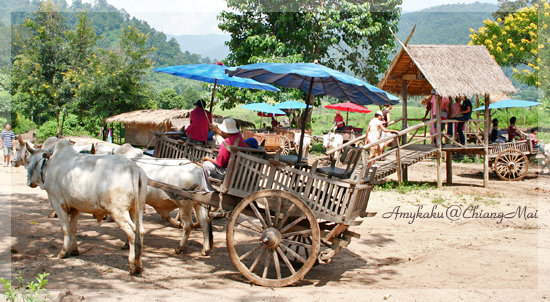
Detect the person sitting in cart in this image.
<box><xmin>202</xmin><ymin>118</ymin><xmax>246</xmax><ymax>193</ymax></box>
<box><xmin>244</xmin><ymin>137</ymin><xmax>259</xmax><ymax>149</ymax></box>
<box><xmin>490</xmin><ymin>118</ymin><xmax>507</xmax><ymax>144</ymax></box>
<box><xmin>271</xmin><ymin>117</ymin><xmax>280</xmax><ymax>129</ymax></box>
<box><xmin>530</xmin><ymin>127</ymin><xmax>545</xmax><ymax>153</ymax></box>
<box><xmin>180</xmin><ymin>99</ymin><xmax>212</xmax><ymax>145</ymax></box>
<box><xmin>507</xmin><ymin>116</ymin><xmax>527</xmax><ymax>142</ymax></box>
<box><xmin>334</xmin><ymin>111</ymin><xmax>345</xmax><ymax>130</ymax></box>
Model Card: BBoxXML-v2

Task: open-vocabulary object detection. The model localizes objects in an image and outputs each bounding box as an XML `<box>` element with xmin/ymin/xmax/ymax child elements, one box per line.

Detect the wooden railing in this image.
<box><xmin>223</xmin><ymin>150</ymin><xmax>373</xmax><ymax>224</ymax></box>
<box><xmin>154</xmin><ymin>134</ymin><xmax>218</xmax><ymax>162</ymax></box>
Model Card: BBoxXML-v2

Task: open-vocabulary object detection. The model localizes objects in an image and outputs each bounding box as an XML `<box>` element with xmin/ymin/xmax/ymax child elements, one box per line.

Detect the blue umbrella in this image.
<box><xmin>226</xmin><ymin>63</ymin><xmax>399</xmax><ymax>106</ymax></box>
<box><xmin>154</xmin><ymin>63</ymin><xmax>280</xmax><ymax>114</ymax></box>
<box><xmin>241</xmin><ymin>103</ymin><xmax>287</xmax><ymax>115</ymax></box>
<box><xmin>275</xmin><ymin>100</ymin><xmax>312</xmax><ymax>109</ymax></box>
<box><xmin>473</xmin><ymin>99</ymin><xmax>542</xmax><ymax>111</ymax></box>
<box><xmin>227</xmin><ymin>62</ymin><xmax>399</xmax><ymax>161</ymax></box>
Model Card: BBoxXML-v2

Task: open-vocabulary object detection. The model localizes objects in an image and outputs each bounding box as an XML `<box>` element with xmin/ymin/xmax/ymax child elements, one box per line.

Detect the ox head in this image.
<box><xmin>113</xmin><ymin>143</ymin><xmax>143</xmax><ymax>158</ymax></box>
<box><xmin>26</xmin><ymin>145</ymin><xmax>53</xmax><ymax>189</ymax></box>
<box><xmin>322</xmin><ymin>132</ymin><xmax>337</xmax><ymax>148</ymax></box>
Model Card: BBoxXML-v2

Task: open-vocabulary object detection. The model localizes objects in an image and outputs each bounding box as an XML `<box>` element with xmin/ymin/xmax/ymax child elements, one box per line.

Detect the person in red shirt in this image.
<box><xmin>271</xmin><ymin>117</ymin><xmax>279</xmax><ymax>129</ymax></box>
<box><xmin>334</xmin><ymin>111</ymin><xmax>345</xmax><ymax>130</ymax></box>
<box><xmin>202</xmin><ymin>118</ymin><xmax>246</xmax><ymax>192</ymax></box>
<box><xmin>184</xmin><ymin>99</ymin><xmax>212</xmax><ymax>144</ymax></box>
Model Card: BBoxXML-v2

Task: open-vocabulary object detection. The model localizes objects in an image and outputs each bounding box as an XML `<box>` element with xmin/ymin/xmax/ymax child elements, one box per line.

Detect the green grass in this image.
<box><xmin>212</xmin><ymin>99</ymin><xmax>550</xmax><ymax>142</ymax></box>
<box><xmin>214</xmin><ymin>101</ymin><xmax>428</xmax><ymax>135</ymax></box>
<box><xmin>375</xmin><ymin>180</ymin><xmax>435</xmax><ymax>194</ymax></box>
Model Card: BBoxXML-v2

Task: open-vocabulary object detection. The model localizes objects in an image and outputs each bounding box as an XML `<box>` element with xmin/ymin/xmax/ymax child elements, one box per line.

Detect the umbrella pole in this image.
<box><xmin>346</xmin><ymin>111</ymin><xmax>349</xmax><ymax>127</ymax></box>
<box><xmin>298</xmin><ymin>78</ymin><xmax>314</xmax><ymax>163</ymax></box>
<box><xmin>208</xmin><ymin>79</ymin><xmax>217</xmax><ymax>124</ymax></box>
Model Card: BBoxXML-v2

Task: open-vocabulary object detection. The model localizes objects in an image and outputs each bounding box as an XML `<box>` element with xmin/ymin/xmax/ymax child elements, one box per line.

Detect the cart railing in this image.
<box><xmin>488</xmin><ymin>139</ymin><xmax>533</xmax><ymax>157</ymax></box>
<box><xmin>154</xmin><ymin>133</ymin><xmax>218</xmax><ymax>162</ymax></box>
<box><xmin>223</xmin><ymin>150</ymin><xmax>373</xmax><ymax>224</ymax></box>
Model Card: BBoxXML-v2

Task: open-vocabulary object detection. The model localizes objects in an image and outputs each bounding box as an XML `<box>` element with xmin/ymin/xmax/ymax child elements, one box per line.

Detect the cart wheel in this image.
<box><xmin>280</xmin><ymin>137</ymin><xmax>291</xmax><ymax>155</ymax></box>
<box><xmin>494</xmin><ymin>149</ymin><xmax>529</xmax><ymax>181</ymax></box>
<box><xmin>227</xmin><ymin>190</ymin><xmax>320</xmax><ymax>287</ymax></box>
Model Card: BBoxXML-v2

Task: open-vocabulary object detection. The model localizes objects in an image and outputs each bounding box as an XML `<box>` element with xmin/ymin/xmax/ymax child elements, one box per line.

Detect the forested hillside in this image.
<box><xmin>1</xmin><ymin>0</ymin><xmax>214</xmax><ymax>133</ymax></box>
<box><xmin>394</xmin><ymin>2</ymin><xmax>536</xmax><ymax>101</ymax></box>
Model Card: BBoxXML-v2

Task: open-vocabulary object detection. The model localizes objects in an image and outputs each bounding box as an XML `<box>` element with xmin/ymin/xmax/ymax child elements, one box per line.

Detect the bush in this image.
<box><xmin>0</xmin><ymin>272</ymin><xmax>50</xmax><ymax>302</ymax></box>
<box><xmin>36</xmin><ymin>114</ymin><xmax>91</xmax><ymax>141</ymax></box>
<box><xmin>12</xmin><ymin>115</ymin><xmax>37</xmax><ymax>135</ymax></box>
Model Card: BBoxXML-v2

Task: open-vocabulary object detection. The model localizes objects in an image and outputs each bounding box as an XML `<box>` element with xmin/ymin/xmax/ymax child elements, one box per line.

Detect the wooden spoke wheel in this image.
<box><xmin>494</xmin><ymin>149</ymin><xmax>529</xmax><ymax>181</ymax></box>
<box><xmin>226</xmin><ymin>190</ymin><xmax>320</xmax><ymax>287</ymax></box>
<box><xmin>280</xmin><ymin>136</ymin><xmax>291</xmax><ymax>155</ymax></box>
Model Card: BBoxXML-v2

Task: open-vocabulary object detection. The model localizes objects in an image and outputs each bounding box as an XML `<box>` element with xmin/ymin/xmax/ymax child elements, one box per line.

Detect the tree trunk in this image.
<box><xmin>55</xmin><ymin>111</ymin><xmax>60</xmax><ymax>138</ymax></box>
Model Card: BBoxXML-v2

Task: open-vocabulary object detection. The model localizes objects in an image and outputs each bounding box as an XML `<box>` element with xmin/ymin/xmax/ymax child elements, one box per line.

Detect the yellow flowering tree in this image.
<box><xmin>539</xmin><ymin>1</ymin><xmax>550</xmax><ymax>109</ymax></box>
<box><xmin>469</xmin><ymin>1</ymin><xmax>548</xmax><ymax>88</ymax></box>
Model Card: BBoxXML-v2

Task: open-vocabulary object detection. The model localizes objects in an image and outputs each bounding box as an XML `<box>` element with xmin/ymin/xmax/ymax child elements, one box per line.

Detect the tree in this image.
<box><xmin>469</xmin><ymin>1</ymin><xmax>548</xmax><ymax>88</ymax></box>
<box><xmin>157</xmin><ymin>88</ymin><xmax>185</xmax><ymax>109</ymax></box>
<box><xmin>75</xmin><ymin>26</ymin><xmax>156</xmax><ymax>126</ymax></box>
<box><xmin>216</xmin><ymin>0</ymin><xmax>402</xmax><ymax>109</ymax></box>
<box><xmin>219</xmin><ymin>0</ymin><xmax>401</xmax><ymax>84</ymax></box>
<box><xmin>10</xmin><ymin>2</ymin><xmax>97</xmax><ymax>135</ymax></box>
<box><xmin>493</xmin><ymin>0</ymin><xmax>538</xmax><ymax>20</ymax></box>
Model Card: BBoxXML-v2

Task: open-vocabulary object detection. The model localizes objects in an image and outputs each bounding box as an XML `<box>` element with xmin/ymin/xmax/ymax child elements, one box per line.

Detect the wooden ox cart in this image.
<box><xmin>487</xmin><ymin>139</ymin><xmax>537</xmax><ymax>181</ymax></box>
<box><xmin>243</xmin><ymin>129</ymin><xmax>289</xmax><ymax>154</ymax></box>
<box><xmin>148</xmin><ymin>138</ymin><xmax>377</xmax><ymax>287</ymax></box>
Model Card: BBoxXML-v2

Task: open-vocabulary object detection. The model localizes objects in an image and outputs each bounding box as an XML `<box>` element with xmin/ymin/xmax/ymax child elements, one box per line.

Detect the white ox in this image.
<box><xmin>72</xmin><ymin>141</ymin><xmax>119</xmax><ymax>155</ymax></box>
<box><xmin>322</xmin><ymin>132</ymin><xmax>344</xmax><ymax>159</ymax></box>
<box><xmin>294</xmin><ymin>132</ymin><xmax>312</xmax><ymax>158</ymax></box>
<box><xmin>13</xmin><ymin>136</ymin><xmax>59</xmax><ymax>168</ymax></box>
<box><xmin>114</xmin><ymin>144</ymin><xmax>212</xmax><ymax>255</ymax></box>
<box><xmin>26</xmin><ymin>140</ymin><xmax>147</xmax><ymax>275</ymax></box>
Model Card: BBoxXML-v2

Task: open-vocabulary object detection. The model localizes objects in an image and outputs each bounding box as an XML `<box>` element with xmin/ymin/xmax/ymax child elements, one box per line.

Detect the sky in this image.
<box><xmin>80</xmin><ymin>0</ymin><xmax>500</xmax><ymax>36</ymax></box>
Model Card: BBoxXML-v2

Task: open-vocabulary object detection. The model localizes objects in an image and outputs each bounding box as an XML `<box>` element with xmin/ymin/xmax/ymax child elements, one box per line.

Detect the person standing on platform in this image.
<box><xmin>454</xmin><ymin>96</ymin><xmax>472</xmax><ymax>145</ymax></box>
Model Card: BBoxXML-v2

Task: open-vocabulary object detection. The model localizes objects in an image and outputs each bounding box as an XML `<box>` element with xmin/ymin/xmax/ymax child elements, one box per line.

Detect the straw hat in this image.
<box><xmin>218</xmin><ymin>118</ymin><xmax>239</xmax><ymax>134</ymax></box>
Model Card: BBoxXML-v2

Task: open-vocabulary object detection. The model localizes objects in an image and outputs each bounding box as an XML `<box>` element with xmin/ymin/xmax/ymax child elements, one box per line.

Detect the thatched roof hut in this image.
<box><xmin>104</xmin><ymin>109</ymin><xmax>255</xmax><ymax>146</ymax></box>
<box><xmin>378</xmin><ymin>44</ymin><xmax>516</xmax><ymax>99</ymax></box>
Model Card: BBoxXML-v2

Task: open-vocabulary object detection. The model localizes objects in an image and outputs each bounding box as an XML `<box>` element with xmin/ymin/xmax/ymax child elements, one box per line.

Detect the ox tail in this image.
<box><xmin>132</xmin><ymin>164</ymin><xmax>147</xmax><ymax>274</ymax></box>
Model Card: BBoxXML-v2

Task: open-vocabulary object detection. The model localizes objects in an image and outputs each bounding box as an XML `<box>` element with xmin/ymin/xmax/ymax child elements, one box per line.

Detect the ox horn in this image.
<box><xmin>26</xmin><ymin>142</ymin><xmax>35</xmax><ymax>154</ymax></box>
<box><xmin>17</xmin><ymin>135</ymin><xmax>24</xmax><ymax>144</ymax></box>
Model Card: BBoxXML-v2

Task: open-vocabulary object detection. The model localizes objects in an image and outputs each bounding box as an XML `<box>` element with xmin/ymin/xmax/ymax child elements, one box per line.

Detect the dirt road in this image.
<box><xmin>1</xmin><ymin>160</ymin><xmax>549</xmax><ymax>301</ymax></box>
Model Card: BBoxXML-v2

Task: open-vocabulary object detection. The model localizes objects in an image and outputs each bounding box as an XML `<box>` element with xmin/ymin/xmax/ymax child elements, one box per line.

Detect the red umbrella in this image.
<box><xmin>257</xmin><ymin>112</ymin><xmax>286</xmax><ymax>117</ymax></box>
<box><xmin>325</xmin><ymin>102</ymin><xmax>372</xmax><ymax>125</ymax></box>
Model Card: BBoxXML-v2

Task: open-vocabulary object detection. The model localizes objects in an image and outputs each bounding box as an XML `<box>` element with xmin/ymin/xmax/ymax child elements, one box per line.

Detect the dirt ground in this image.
<box><xmin>2</xmin><ymin>157</ymin><xmax>550</xmax><ymax>301</ymax></box>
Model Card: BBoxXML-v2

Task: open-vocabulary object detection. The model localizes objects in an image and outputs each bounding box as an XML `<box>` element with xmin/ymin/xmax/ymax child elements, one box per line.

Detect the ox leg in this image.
<box><xmin>53</xmin><ymin>206</ymin><xmax>73</xmax><ymax>259</ymax></box>
<box><xmin>194</xmin><ymin>203</ymin><xmax>212</xmax><ymax>256</ymax></box>
<box><xmin>67</xmin><ymin>209</ymin><xmax>80</xmax><ymax>256</ymax></box>
<box><xmin>49</xmin><ymin>209</ymin><xmax>58</xmax><ymax>218</ymax></box>
<box><xmin>174</xmin><ymin>201</ymin><xmax>193</xmax><ymax>255</ymax></box>
<box><xmin>109</xmin><ymin>210</ymin><xmax>140</xmax><ymax>275</ymax></box>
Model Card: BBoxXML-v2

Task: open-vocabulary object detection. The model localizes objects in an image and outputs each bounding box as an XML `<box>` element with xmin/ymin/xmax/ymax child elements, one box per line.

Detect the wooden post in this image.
<box><xmin>446</xmin><ymin>97</ymin><xmax>453</xmax><ymax>145</ymax></box>
<box><xmin>446</xmin><ymin>150</ymin><xmax>452</xmax><ymax>185</ymax></box>
<box><xmin>396</xmin><ymin>138</ymin><xmax>402</xmax><ymax>184</ymax></box>
<box><xmin>483</xmin><ymin>94</ymin><xmax>491</xmax><ymax>187</ymax></box>
<box><xmin>401</xmin><ymin>80</ymin><xmax>408</xmax><ymax>181</ymax></box>
<box><xmin>436</xmin><ymin>95</ymin><xmax>442</xmax><ymax>188</ymax></box>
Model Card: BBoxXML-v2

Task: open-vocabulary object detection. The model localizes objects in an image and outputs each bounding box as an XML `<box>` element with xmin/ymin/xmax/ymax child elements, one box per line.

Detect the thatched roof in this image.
<box><xmin>104</xmin><ymin>109</ymin><xmax>190</xmax><ymax>125</ymax></box>
<box><xmin>104</xmin><ymin>109</ymin><xmax>254</xmax><ymax>130</ymax></box>
<box><xmin>378</xmin><ymin>44</ymin><xmax>516</xmax><ymax>98</ymax></box>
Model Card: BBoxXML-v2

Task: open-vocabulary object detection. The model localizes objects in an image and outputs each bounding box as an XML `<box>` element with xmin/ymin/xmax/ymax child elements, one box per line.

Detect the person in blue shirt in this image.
<box><xmin>0</xmin><ymin>123</ymin><xmax>16</xmax><ymax>167</ymax></box>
